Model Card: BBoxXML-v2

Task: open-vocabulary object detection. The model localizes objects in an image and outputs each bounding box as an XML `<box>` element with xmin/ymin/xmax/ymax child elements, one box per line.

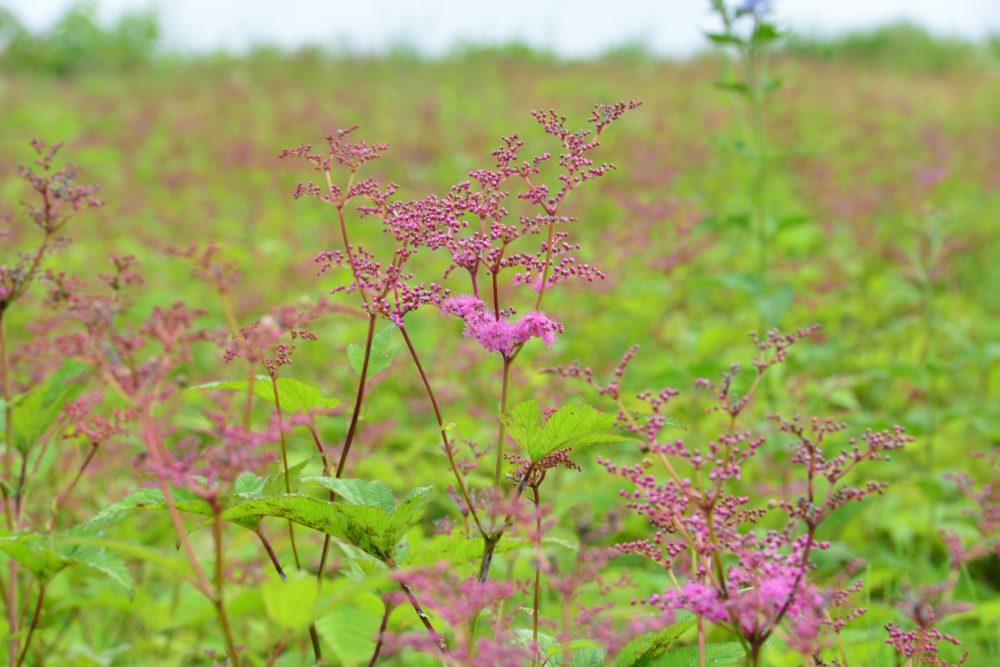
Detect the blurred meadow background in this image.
<box><xmin>0</xmin><ymin>1</ymin><xmax>998</xmax><ymax>665</ymax></box>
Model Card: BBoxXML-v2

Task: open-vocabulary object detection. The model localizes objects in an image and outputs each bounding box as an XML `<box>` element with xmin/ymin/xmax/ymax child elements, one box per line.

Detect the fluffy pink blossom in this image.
<box><xmin>441</xmin><ymin>294</ymin><xmax>563</xmax><ymax>358</ymax></box>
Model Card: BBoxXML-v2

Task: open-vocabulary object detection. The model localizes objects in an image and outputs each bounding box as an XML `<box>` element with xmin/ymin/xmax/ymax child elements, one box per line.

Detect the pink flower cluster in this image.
<box><xmin>441</xmin><ymin>295</ymin><xmax>562</xmax><ymax>358</ymax></box>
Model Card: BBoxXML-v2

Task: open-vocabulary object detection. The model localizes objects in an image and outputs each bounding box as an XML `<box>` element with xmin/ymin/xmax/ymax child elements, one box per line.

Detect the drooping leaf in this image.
<box><xmin>501</xmin><ymin>400</ymin><xmax>636</xmax><ymax>462</ymax></box>
<box><xmin>347</xmin><ymin>324</ymin><xmax>401</xmax><ymax>377</ymax></box>
<box><xmin>0</xmin><ymin>359</ymin><xmax>89</xmax><ymax>453</ymax></box>
<box><xmin>188</xmin><ymin>376</ymin><xmax>340</xmax><ymax>414</ymax></box>
<box><xmin>63</xmin><ymin>544</ymin><xmax>135</xmax><ymax>597</ymax></box>
<box><xmin>611</xmin><ymin>613</ymin><xmax>696</xmax><ymax>666</ymax></box>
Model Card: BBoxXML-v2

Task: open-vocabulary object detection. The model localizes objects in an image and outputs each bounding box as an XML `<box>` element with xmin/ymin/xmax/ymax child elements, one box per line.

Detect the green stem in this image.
<box><xmin>269</xmin><ymin>376</ymin><xmax>302</xmax><ymax>568</ymax></box>
<box><xmin>1</xmin><ymin>310</ymin><xmax>17</xmax><ymax>666</ymax></box>
<box><xmin>272</xmin><ymin>376</ymin><xmax>323</xmax><ymax>663</ymax></box>
<box><xmin>531</xmin><ymin>484</ymin><xmax>543</xmax><ymax>665</ymax></box>
<box><xmin>494</xmin><ymin>357</ymin><xmax>513</xmax><ymax>487</ymax></box>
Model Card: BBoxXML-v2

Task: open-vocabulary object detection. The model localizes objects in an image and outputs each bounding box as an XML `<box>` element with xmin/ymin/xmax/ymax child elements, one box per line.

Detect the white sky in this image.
<box><xmin>2</xmin><ymin>0</ymin><xmax>998</xmax><ymax>57</ymax></box>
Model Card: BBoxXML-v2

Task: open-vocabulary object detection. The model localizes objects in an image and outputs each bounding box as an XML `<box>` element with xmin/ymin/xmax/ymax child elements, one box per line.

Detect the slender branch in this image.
<box><xmin>212</xmin><ymin>511</ymin><xmax>241</xmax><ymax>667</ymax></box>
<box><xmin>494</xmin><ymin>357</ymin><xmax>512</xmax><ymax>486</ymax></box>
<box><xmin>140</xmin><ymin>412</ymin><xmax>213</xmax><ymax>598</ymax></box>
<box><xmin>336</xmin><ymin>314</ymin><xmax>378</xmax><ymax>477</ymax></box>
<box><xmin>368</xmin><ymin>602</ymin><xmax>393</xmax><ymax>667</ymax></box>
<box><xmin>398</xmin><ymin>579</ymin><xmax>446</xmax><ymax>653</ymax></box>
<box><xmin>255</xmin><ymin>528</ymin><xmax>286</xmax><ymax>582</ymax></box>
<box><xmin>269</xmin><ymin>379</ymin><xmax>323</xmax><ymax>662</ymax></box>
<box><xmin>398</xmin><ymin>325</ymin><xmax>485</xmax><ymax>537</ymax></box>
<box><xmin>6</xmin><ymin>559</ymin><xmax>16</xmax><ymax>666</ymax></box>
<box><xmin>243</xmin><ymin>361</ymin><xmax>255</xmax><ymax>433</ymax></box>
<box><xmin>270</xmin><ymin>376</ymin><xmax>302</xmax><ymax>569</ymax></box>
<box><xmin>532</xmin><ymin>218</ymin><xmax>558</xmax><ymax>311</ymax></box>
<box><xmin>478</xmin><ymin>473</ymin><xmax>531</xmax><ymax>584</ymax></box>
<box><xmin>312</xmin><ymin>425</ymin><xmax>335</xmax><ymax>589</ymax></box>
<box><xmin>308</xmin><ymin>426</ymin><xmax>332</xmax><ymax>475</ymax></box>
<box><xmin>1</xmin><ymin>311</ymin><xmax>18</xmax><ymax>665</ymax></box>
<box><xmin>1</xmin><ymin>311</ymin><xmax>16</xmax><ymax>530</ymax></box>
<box><xmin>52</xmin><ymin>441</ymin><xmax>100</xmax><ymax>517</ymax></box>
<box><xmin>14</xmin><ymin>581</ymin><xmax>45</xmax><ymax>667</ymax></box>
<box><xmin>531</xmin><ymin>484</ymin><xmax>543</xmax><ymax>665</ymax></box>
<box><xmin>698</xmin><ymin>616</ymin><xmax>707</xmax><ymax>667</ymax></box>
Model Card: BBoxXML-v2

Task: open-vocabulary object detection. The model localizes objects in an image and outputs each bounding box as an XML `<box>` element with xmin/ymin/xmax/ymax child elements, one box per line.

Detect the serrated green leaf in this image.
<box><xmin>567</xmin><ymin>646</ymin><xmax>608</xmax><ymax>667</ymax></box>
<box><xmin>645</xmin><ymin>642</ymin><xmax>744</xmax><ymax>666</ymax></box>
<box><xmin>303</xmin><ymin>478</ymin><xmax>434</xmax><ymax>559</ymax></box>
<box><xmin>216</xmin><ymin>493</ymin><xmax>415</xmax><ymax>560</ymax></box>
<box><xmin>611</xmin><ymin>613</ymin><xmax>696</xmax><ymax>666</ymax></box>
<box><xmin>0</xmin><ymin>532</ymin><xmax>68</xmax><ymax>580</ymax></box>
<box><xmin>64</xmin><ymin>544</ymin><xmax>135</xmax><ymax>597</ymax></box>
<box><xmin>85</xmin><ymin>487</ymin><xmax>215</xmax><ymax>528</ymax></box>
<box><xmin>188</xmin><ymin>376</ymin><xmax>340</xmax><ymax>414</ymax></box>
<box><xmin>0</xmin><ymin>531</ymin><xmax>134</xmax><ymax>596</ymax></box>
<box><xmin>347</xmin><ymin>325</ymin><xmax>401</xmax><ymax>377</ymax></box>
<box><xmin>264</xmin><ymin>458</ymin><xmax>311</xmax><ymax>495</ymax></box>
<box><xmin>502</xmin><ymin>400</ymin><xmax>637</xmax><ymax>462</ymax></box>
<box><xmin>233</xmin><ymin>471</ymin><xmax>266</xmax><ymax>497</ymax></box>
<box><xmin>306</xmin><ymin>477</ymin><xmax>397</xmax><ymax>512</ymax></box>
<box><xmin>0</xmin><ymin>360</ymin><xmax>89</xmax><ymax>453</ymax></box>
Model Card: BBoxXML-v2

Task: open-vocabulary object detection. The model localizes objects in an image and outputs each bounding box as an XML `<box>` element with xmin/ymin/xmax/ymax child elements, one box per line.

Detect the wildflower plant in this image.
<box><xmin>0</xmin><ymin>56</ymin><xmax>985</xmax><ymax>665</ymax></box>
<box><xmin>550</xmin><ymin>329</ymin><xmax>918</xmax><ymax>666</ymax></box>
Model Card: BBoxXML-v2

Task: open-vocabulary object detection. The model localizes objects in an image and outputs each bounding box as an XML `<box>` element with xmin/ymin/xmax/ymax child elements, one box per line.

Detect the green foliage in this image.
<box><xmin>0</xmin><ymin>359</ymin><xmax>89</xmax><ymax>453</ymax></box>
<box><xmin>611</xmin><ymin>614</ymin><xmax>697</xmax><ymax>666</ymax></box>
<box><xmin>0</xmin><ymin>531</ymin><xmax>133</xmax><ymax>595</ymax></box>
<box><xmin>0</xmin><ymin>10</ymin><xmax>997</xmax><ymax>663</ymax></box>
<box><xmin>647</xmin><ymin>642</ymin><xmax>745</xmax><ymax>666</ymax></box>
<box><xmin>188</xmin><ymin>376</ymin><xmax>341</xmax><ymax>414</ymax></box>
<box><xmin>315</xmin><ymin>594</ymin><xmax>385</xmax><ymax>666</ymax></box>
<box><xmin>0</xmin><ymin>1</ymin><xmax>159</xmax><ymax>76</ymax></box>
<box><xmin>262</xmin><ymin>572</ymin><xmax>319</xmax><ymax>630</ymax></box>
<box><xmin>305</xmin><ymin>478</ymin><xmax>435</xmax><ymax>561</ymax></box>
<box><xmin>783</xmin><ymin>22</ymin><xmax>992</xmax><ymax>71</ymax></box>
<box><xmin>348</xmin><ymin>324</ymin><xmax>402</xmax><ymax>377</ymax></box>
<box><xmin>501</xmin><ymin>400</ymin><xmax>636</xmax><ymax>462</ymax></box>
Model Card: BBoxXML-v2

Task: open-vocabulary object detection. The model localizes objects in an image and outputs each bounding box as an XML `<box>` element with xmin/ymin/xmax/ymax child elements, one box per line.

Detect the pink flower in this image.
<box><xmin>441</xmin><ymin>295</ymin><xmax>563</xmax><ymax>357</ymax></box>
